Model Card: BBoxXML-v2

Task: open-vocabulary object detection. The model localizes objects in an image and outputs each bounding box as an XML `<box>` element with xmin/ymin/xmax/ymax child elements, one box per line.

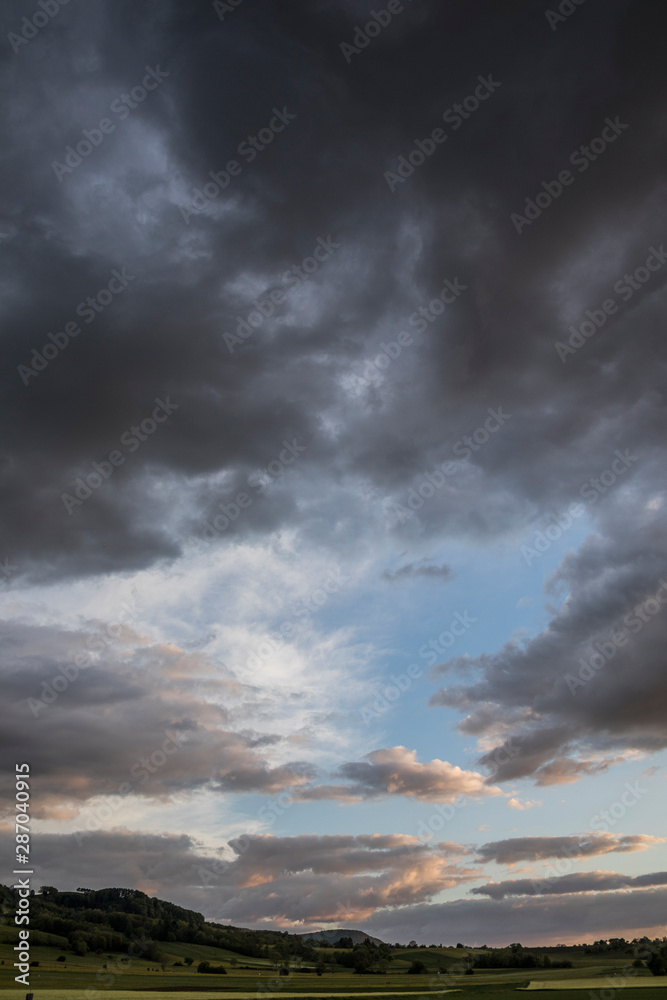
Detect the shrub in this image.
<box><xmin>648</xmin><ymin>952</ymin><xmax>666</xmax><ymax>976</ymax></box>
<box><xmin>198</xmin><ymin>961</ymin><xmax>227</xmax><ymax>974</ymax></box>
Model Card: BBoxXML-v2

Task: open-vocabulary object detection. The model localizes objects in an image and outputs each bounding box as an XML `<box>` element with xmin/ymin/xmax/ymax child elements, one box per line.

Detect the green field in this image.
<box><xmin>0</xmin><ymin>993</ymin><xmax>463</xmax><ymax>1000</ymax></box>
<box><xmin>1</xmin><ymin>966</ymin><xmax>661</xmax><ymax>997</ymax></box>
<box><xmin>2</xmin><ymin>984</ymin><xmax>667</xmax><ymax>1000</ymax></box>
<box><xmin>522</xmin><ymin>981</ymin><xmax>667</xmax><ymax>991</ymax></box>
<box><xmin>1</xmin><ymin>922</ymin><xmax>662</xmax><ymax>999</ymax></box>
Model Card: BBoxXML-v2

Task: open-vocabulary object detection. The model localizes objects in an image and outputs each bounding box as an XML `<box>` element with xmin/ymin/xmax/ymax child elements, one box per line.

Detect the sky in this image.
<box><xmin>1</xmin><ymin>0</ymin><xmax>667</xmax><ymax>947</ymax></box>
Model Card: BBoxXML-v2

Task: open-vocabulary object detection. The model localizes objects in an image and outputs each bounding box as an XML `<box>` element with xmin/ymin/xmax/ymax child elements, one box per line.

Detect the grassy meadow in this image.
<box><xmin>1</xmin><ymin>927</ymin><xmax>665</xmax><ymax>999</ymax></box>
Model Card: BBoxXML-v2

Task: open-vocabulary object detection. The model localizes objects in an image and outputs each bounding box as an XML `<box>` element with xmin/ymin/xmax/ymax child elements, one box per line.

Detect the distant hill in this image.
<box><xmin>0</xmin><ymin>884</ymin><xmax>387</xmax><ymax>961</ymax></box>
<box><xmin>299</xmin><ymin>929</ymin><xmax>386</xmax><ymax>946</ymax></box>
<box><xmin>0</xmin><ymin>884</ymin><xmax>318</xmax><ymax>962</ymax></box>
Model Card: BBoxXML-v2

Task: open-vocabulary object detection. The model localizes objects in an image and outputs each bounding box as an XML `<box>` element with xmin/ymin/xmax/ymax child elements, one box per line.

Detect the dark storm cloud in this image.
<box><xmin>474</xmin><ymin>833</ymin><xmax>662</xmax><ymax>866</ymax></box>
<box><xmin>0</xmin><ymin>829</ymin><xmax>209</xmax><ymax>894</ymax></box>
<box><xmin>4</xmin><ymin>0</ymin><xmax>667</xmax><ymax>947</ymax></box>
<box><xmin>472</xmin><ymin>869</ymin><xmax>667</xmax><ymax>899</ymax></box>
<box><xmin>430</xmin><ymin>507</ymin><xmax>667</xmax><ymax>782</ymax></box>
<box><xmin>1</xmin><ymin>0</ymin><xmax>666</xmax><ymax>587</ymax></box>
<box><xmin>0</xmin><ymin>619</ymin><xmax>318</xmax><ymax>815</ymax></box>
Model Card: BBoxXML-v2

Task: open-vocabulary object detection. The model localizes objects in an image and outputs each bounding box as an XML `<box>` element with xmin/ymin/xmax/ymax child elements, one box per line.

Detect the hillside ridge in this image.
<box><xmin>299</xmin><ymin>929</ymin><xmax>386</xmax><ymax>946</ymax></box>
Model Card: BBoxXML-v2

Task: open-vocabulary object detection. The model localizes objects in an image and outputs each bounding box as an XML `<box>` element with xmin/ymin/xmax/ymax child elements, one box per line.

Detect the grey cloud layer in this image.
<box><xmin>1</xmin><ymin>622</ymin><xmax>498</xmax><ymax>813</ymax></box>
<box><xmin>1</xmin><ymin>619</ymin><xmax>316</xmax><ymax>814</ymax></box>
<box><xmin>362</xmin><ymin>887</ymin><xmax>667</xmax><ymax>947</ymax></box>
<box><xmin>3</xmin><ymin>0</ymin><xmax>667</xmax><ymax>944</ymax></box>
<box><xmin>11</xmin><ymin>828</ymin><xmax>666</xmax><ymax>942</ymax></box>
<box><xmin>431</xmin><ymin>510</ymin><xmax>667</xmax><ymax>783</ymax></box>
<box><xmin>1</xmin><ymin>0</ymin><xmax>666</xmax><ymax>585</ymax></box>
<box><xmin>295</xmin><ymin>746</ymin><xmax>499</xmax><ymax>802</ymax></box>
<box><xmin>473</xmin><ymin>870</ymin><xmax>667</xmax><ymax>899</ymax></box>
<box><xmin>3</xmin><ymin>829</ymin><xmax>476</xmax><ymax>925</ymax></box>
<box><xmin>474</xmin><ymin>834</ymin><xmax>662</xmax><ymax>866</ymax></box>
<box><xmin>4</xmin><ymin>1</ymin><xmax>666</xmax><ymax>800</ymax></box>
<box><xmin>3</xmin><ymin>0</ymin><xmax>667</xmax><ymax>802</ymax></box>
